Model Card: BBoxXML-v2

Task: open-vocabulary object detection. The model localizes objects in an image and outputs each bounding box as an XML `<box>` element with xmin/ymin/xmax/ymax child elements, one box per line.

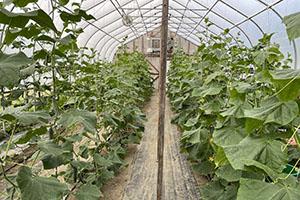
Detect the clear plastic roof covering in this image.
<box><xmin>1</xmin><ymin>0</ymin><xmax>300</xmax><ymax>66</ymax></box>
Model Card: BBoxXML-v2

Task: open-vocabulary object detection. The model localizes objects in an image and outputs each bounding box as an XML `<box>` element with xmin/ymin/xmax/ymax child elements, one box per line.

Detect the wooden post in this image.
<box><xmin>157</xmin><ymin>0</ymin><xmax>169</xmax><ymax>199</ymax></box>
<box><xmin>142</xmin><ymin>35</ymin><xmax>145</xmax><ymax>54</ymax></box>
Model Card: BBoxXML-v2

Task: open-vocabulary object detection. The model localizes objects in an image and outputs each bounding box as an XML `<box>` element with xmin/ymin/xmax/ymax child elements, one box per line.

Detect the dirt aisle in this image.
<box><xmin>122</xmin><ymin>89</ymin><xmax>199</xmax><ymax>200</ymax></box>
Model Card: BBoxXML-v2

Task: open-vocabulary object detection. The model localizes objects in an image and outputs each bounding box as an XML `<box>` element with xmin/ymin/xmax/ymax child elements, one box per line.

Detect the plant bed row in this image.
<box><xmin>0</xmin><ymin>1</ymin><xmax>153</xmax><ymax>199</ymax></box>
<box><xmin>167</xmin><ymin>32</ymin><xmax>300</xmax><ymax>199</ymax></box>
<box><xmin>0</xmin><ymin>50</ymin><xmax>153</xmax><ymax>200</ymax></box>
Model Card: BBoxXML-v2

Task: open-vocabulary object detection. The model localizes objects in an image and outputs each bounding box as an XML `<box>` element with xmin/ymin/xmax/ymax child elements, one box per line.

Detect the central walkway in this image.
<box><xmin>122</xmin><ymin>88</ymin><xmax>199</xmax><ymax>200</ymax></box>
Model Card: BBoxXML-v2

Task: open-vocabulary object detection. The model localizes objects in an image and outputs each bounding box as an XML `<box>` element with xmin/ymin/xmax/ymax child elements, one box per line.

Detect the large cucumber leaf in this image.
<box><xmin>16</xmin><ymin>166</ymin><xmax>68</xmax><ymax>200</ymax></box>
<box><xmin>60</xmin><ymin>9</ymin><xmax>95</xmax><ymax>23</ymax></box>
<box><xmin>38</xmin><ymin>141</ymin><xmax>73</xmax><ymax>169</ymax></box>
<box><xmin>213</xmin><ymin>126</ymin><xmax>246</xmax><ymax>147</ymax></box>
<box><xmin>4</xmin><ymin>25</ymin><xmax>41</xmax><ymax>44</ymax></box>
<box><xmin>16</xmin><ymin>126</ymin><xmax>48</xmax><ymax>144</ymax></box>
<box><xmin>215</xmin><ymin>164</ymin><xmax>242</xmax><ymax>182</ymax></box>
<box><xmin>58</xmin><ymin>109</ymin><xmax>97</xmax><ymax>133</ymax></box>
<box><xmin>0</xmin><ymin>8</ymin><xmax>57</xmax><ymax>32</ymax></box>
<box><xmin>223</xmin><ymin>136</ymin><xmax>287</xmax><ymax>172</ymax></box>
<box><xmin>269</xmin><ymin>69</ymin><xmax>300</xmax><ymax>101</ymax></box>
<box><xmin>200</xmin><ymin>180</ymin><xmax>238</xmax><ymax>200</ymax></box>
<box><xmin>13</xmin><ymin>0</ymin><xmax>38</xmax><ymax>7</ymax></box>
<box><xmin>243</xmin><ymin>99</ymin><xmax>298</xmax><ymax>125</ymax></box>
<box><xmin>0</xmin><ymin>52</ymin><xmax>32</xmax><ymax>88</ymax></box>
<box><xmin>283</xmin><ymin>11</ymin><xmax>300</xmax><ymax>41</ymax></box>
<box><xmin>237</xmin><ymin>178</ymin><xmax>300</xmax><ymax>200</ymax></box>
<box><xmin>75</xmin><ymin>183</ymin><xmax>102</xmax><ymax>200</ymax></box>
<box><xmin>15</xmin><ymin>111</ymin><xmax>50</xmax><ymax>126</ymax></box>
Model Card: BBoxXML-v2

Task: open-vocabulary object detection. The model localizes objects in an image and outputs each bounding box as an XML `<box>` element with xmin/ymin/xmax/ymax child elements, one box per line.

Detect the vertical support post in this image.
<box><xmin>142</xmin><ymin>35</ymin><xmax>145</xmax><ymax>54</ymax></box>
<box><xmin>157</xmin><ymin>0</ymin><xmax>169</xmax><ymax>199</ymax></box>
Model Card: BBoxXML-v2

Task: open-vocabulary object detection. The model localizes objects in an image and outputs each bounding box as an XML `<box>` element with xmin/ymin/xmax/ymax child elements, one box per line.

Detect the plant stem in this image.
<box><xmin>282</xmin><ymin>124</ymin><xmax>300</xmax><ymax>152</ymax></box>
<box><xmin>1</xmin><ymin>165</ymin><xmax>17</xmax><ymax>188</ymax></box>
<box><xmin>30</xmin><ymin>150</ymin><xmax>40</xmax><ymax>168</ymax></box>
<box><xmin>51</xmin><ymin>55</ymin><xmax>58</xmax><ymax>115</ymax></box>
<box><xmin>1</xmin><ymin>87</ymin><xmax>5</xmax><ymax>110</ymax></box>
<box><xmin>4</xmin><ymin>124</ymin><xmax>17</xmax><ymax>161</ymax></box>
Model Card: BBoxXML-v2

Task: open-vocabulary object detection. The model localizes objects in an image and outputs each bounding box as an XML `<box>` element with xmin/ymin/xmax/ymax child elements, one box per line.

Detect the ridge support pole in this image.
<box><xmin>157</xmin><ymin>0</ymin><xmax>169</xmax><ymax>199</ymax></box>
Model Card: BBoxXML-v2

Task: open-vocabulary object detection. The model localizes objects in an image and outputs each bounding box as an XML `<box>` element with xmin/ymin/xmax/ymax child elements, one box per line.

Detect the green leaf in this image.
<box><xmin>31</xmin><ymin>10</ymin><xmax>58</xmax><ymax>32</ymax></box>
<box><xmin>192</xmin><ymin>161</ymin><xmax>215</xmax><ymax>175</ymax></box>
<box><xmin>184</xmin><ymin>115</ymin><xmax>199</xmax><ymax>127</ymax></box>
<box><xmin>215</xmin><ymin>164</ymin><xmax>242</xmax><ymax>182</ymax></box>
<box><xmin>213</xmin><ymin>126</ymin><xmax>246</xmax><ymax>147</ymax></box>
<box><xmin>266</xmin><ymin>46</ymin><xmax>284</xmax><ymax>63</ymax></box>
<box><xmin>264</xmin><ymin>101</ymin><xmax>298</xmax><ymax>125</ymax></box>
<box><xmin>237</xmin><ymin>178</ymin><xmax>300</xmax><ymax>200</ymax></box>
<box><xmin>201</xmin><ymin>99</ymin><xmax>222</xmax><ymax>114</ymax></box>
<box><xmin>33</xmin><ymin>49</ymin><xmax>49</xmax><ymax>60</ymax></box>
<box><xmin>38</xmin><ymin>141</ymin><xmax>73</xmax><ymax>169</ymax></box>
<box><xmin>13</xmin><ymin>0</ymin><xmax>38</xmax><ymax>7</ymax></box>
<box><xmin>71</xmin><ymin>160</ymin><xmax>93</xmax><ymax>171</ymax></box>
<box><xmin>220</xmin><ymin>103</ymin><xmax>250</xmax><ymax>118</ymax></box>
<box><xmin>35</xmin><ymin>35</ymin><xmax>56</xmax><ymax>43</ymax></box>
<box><xmin>0</xmin><ymin>9</ymin><xmax>57</xmax><ymax>32</ymax></box>
<box><xmin>58</xmin><ymin>0</ymin><xmax>69</xmax><ymax>5</ymax></box>
<box><xmin>0</xmin><ymin>113</ymin><xmax>16</xmax><ymax>121</ymax></box>
<box><xmin>59</xmin><ymin>34</ymin><xmax>76</xmax><ymax>45</ymax></box>
<box><xmin>16</xmin><ymin>126</ymin><xmax>47</xmax><ymax>144</ymax></box>
<box><xmin>270</xmin><ymin>69</ymin><xmax>300</xmax><ymax>101</ymax></box>
<box><xmin>75</xmin><ymin>183</ymin><xmax>102</xmax><ymax>200</ymax></box>
<box><xmin>214</xmin><ymin>147</ymin><xmax>229</xmax><ymax>167</ymax></box>
<box><xmin>16</xmin><ymin>166</ymin><xmax>68</xmax><ymax>200</ymax></box>
<box><xmin>93</xmin><ymin>154</ymin><xmax>114</xmax><ymax>168</ymax></box>
<box><xmin>199</xmin><ymin>84</ymin><xmax>223</xmax><ymax>97</ymax></box>
<box><xmin>38</xmin><ymin>141</ymin><xmax>66</xmax><ymax>155</ymax></box>
<box><xmin>182</xmin><ymin>127</ymin><xmax>210</xmax><ymax>145</ymax></box>
<box><xmin>253</xmin><ymin>46</ymin><xmax>284</xmax><ymax>65</ymax></box>
<box><xmin>234</xmin><ymin>82</ymin><xmax>254</xmax><ymax>93</ymax></box>
<box><xmin>245</xmin><ymin>118</ymin><xmax>263</xmax><ymax>133</ymax></box>
<box><xmin>223</xmin><ymin>136</ymin><xmax>287</xmax><ymax>172</ymax></box>
<box><xmin>243</xmin><ymin>159</ymin><xmax>280</xmax><ymax>180</ymax></box>
<box><xmin>4</xmin><ymin>24</ymin><xmax>41</xmax><ymax>44</ymax></box>
<box><xmin>20</xmin><ymin>65</ymin><xmax>35</xmax><ymax>79</ymax></box>
<box><xmin>15</xmin><ymin>111</ymin><xmax>51</xmax><ymax>126</ymax></box>
<box><xmin>244</xmin><ymin>99</ymin><xmax>298</xmax><ymax>125</ymax></box>
<box><xmin>60</xmin><ymin>10</ymin><xmax>95</xmax><ymax>23</ymax></box>
<box><xmin>201</xmin><ymin>180</ymin><xmax>238</xmax><ymax>200</ymax></box>
<box><xmin>0</xmin><ymin>8</ymin><xmax>35</xmax><ymax>28</ymax></box>
<box><xmin>0</xmin><ymin>52</ymin><xmax>32</xmax><ymax>87</ymax></box>
<box><xmin>204</xmin><ymin>71</ymin><xmax>224</xmax><ymax>84</ymax></box>
<box><xmin>283</xmin><ymin>11</ymin><xmax>300</xmax><ymax>40</ymax></box>
<box><xmin>253</xmin><ymin>50</ymin><xmax>267</xmax><ymax>66</ymax></box>
<box><xmin>58</xmin><ymin>109</ymin><xmax>97</xmax><ymax>133</ymax></box>
<box><xmin>42</xmin><ymin>153</ymin><xmax>72</xmax><ymax>170</ymax></box>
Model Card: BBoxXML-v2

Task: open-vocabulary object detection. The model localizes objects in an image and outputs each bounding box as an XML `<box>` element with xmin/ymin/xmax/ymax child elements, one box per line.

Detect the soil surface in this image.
<box><xmin>119</xmin><ymin>88</ymin><xmax>200</xmax><ymax>200</ymax></box>
<box><xmin>100</xmin><ymin>144</ymin><xmax>138</xmax><ymax>200</ymax></box>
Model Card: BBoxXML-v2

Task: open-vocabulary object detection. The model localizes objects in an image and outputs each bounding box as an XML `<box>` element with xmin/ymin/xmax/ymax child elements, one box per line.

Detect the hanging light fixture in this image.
<box><xmin>122</xmin><ymin>14</ymin><xmax>133</xmax><ymax>26</ymax></box>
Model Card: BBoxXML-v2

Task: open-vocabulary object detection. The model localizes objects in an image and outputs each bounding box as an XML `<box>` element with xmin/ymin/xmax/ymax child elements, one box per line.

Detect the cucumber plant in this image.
<box><xmin>0</xmin><ymin>1</ymin><xmax>153</xmax><ymax>199</ymax></box>
<box><xmin>168</xmin><ymin>31</ymin><xmax>300</xmax><ymax>199</ymax></box>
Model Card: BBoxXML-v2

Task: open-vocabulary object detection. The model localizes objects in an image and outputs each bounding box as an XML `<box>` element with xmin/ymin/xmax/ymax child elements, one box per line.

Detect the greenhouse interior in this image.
<box><xmin>1</xmin><ymin>0</ymin><xmax>300</xmax><ymax>199</ymax></box>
